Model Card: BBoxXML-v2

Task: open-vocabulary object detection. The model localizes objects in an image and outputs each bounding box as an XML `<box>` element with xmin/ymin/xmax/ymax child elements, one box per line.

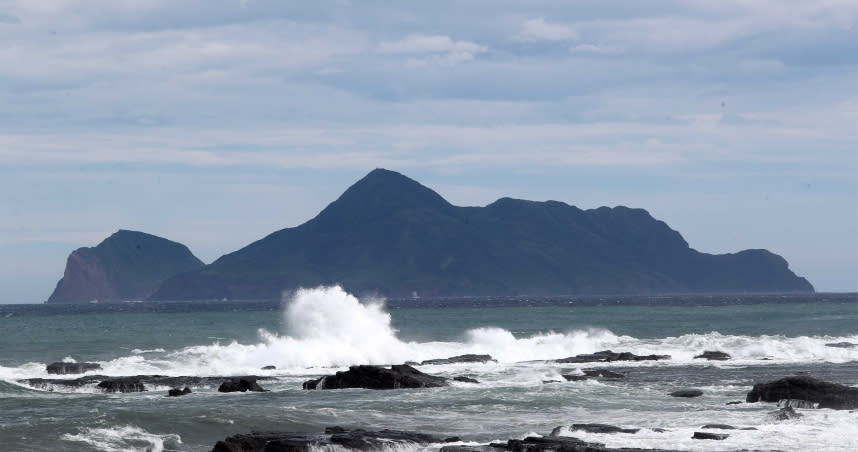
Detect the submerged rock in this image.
<box><xmin>825</xmin><ymin>342</ymin><xmax>857</xmax><ymax>348</ymax></box>
<box><xmin>701</xmin><ymin>424</ymin><xmax>735</xmax><ymax>430</ymax></box>
<box><xmin>571</xmin><ymin>424</ymin><xmax>640</xmax><ymax>434</ymax></box>
<box><xmin>563</xmin><ymin>369</ymin><xmax>626</xmax><ymax>382</ymax></box>
<box><xmin>726</xmin><ymin>401</ymin><xmax>743</xmax><ymax>405</ymax></box>
<box><xmin>46</xmin><ymin>362</ymin><xmax>102</xmax><ymax>375</ymax></box>
<box><xmin>669</xmin><ymin>389</ymin><xmax>703</xmax><ymax>398</ymax></box>
<box><xmin>302</xmin><ymin>364</ymin><xmax>448</xmax><ymax>390</ymax></box>
<box><xmin>767</xmin><ymin>406</ymin><xmax>803</xmax><ymax>421</ymax></box>
<box><xmin>97</xmin><ymin>377</ymin><xmax>145</xmax><ymax>393</ymax></box>
<box><xmin>692</xmin><ymin>432</ymin><xmax>729</xmax><ymax>440</ymax></box>
<box><xmin>453</xmin><ymin>376</ymin><xmax>480</xmax><ymax>384</ymax></box>
<box><xmin>212</xmin><ymin>427</ymin><xmax>441</xmax><ymax>452</ymax></box>
<box><xmin>746</xmin><ymin>376</ymin><xmax>858</xmax><ymax>409</ymax></box>
<box><xmin>693</xmin><ymin>351</ymin><xmax>730</xmax><ymax>361</ymax></box>
<box><xmin>167</xmin><ymin>387</ymin><xmax>192</xmax><ymax>397</ymax></box>
<box><xmin>420</xmin><ymin>354</ymin><xmax>496</xmax><ymax>365</ymax></box>
<box><xmin>218</xmin><ymin>377</ymin><xmax>267</xmax><ymax>393</ymax></box>
<box><xmin>555</xmin><ymin>350</ymin><xmax>670</xmax><ymax>364</ymax></box>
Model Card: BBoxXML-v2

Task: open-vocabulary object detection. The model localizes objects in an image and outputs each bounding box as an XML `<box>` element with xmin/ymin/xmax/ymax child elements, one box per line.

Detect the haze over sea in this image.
<box><xmin>1</xmin><ymin>288</ymin><xmax>856</xmax><ymax>451</ymax></box>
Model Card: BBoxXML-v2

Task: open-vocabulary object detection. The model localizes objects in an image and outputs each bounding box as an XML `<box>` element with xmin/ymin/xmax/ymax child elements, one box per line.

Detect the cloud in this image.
<box><xmin>377</xmin><ymin>34</ymin><xmax>486</xmax><ymax>66</ymax></box>
<box><xmin>0</xmin><ymin>13</ymin><xmax>20</xmax><ymax>24</ymax></box>
<box><xmin>514</xmin><ymin>18</ymin><xmax>577</xmax><ymax>42</ymax></box>
<box><xmin>569</xmin><ymin>44</ymin><xmax>622</xmax><ymax>55</ymax></box>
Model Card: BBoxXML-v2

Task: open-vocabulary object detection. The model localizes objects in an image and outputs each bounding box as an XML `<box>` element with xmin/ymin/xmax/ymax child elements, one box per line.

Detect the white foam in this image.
<box><xmin>60</xmin><ymin>424</ymin><xmax>181</xmax><ymax>452</ymax></box>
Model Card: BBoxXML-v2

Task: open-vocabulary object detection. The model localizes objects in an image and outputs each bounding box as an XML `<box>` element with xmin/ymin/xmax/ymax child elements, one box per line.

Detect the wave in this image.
<box><xmin>1</xmin><ymin>286</ymin><xmax>856</xmax><ymax>381</ymax></box>
<box><xmin>60</xmin><ymin>424</ymin><xmax>181</xmax><ymax>452</ymax></box>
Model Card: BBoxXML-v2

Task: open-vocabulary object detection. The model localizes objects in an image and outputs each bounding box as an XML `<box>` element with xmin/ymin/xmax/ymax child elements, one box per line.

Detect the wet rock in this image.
<box><xmin>562</xmin><ymin>375</ymin><xmax>590</xmax><ymax>382</ymax></box>
<box><xmin>726</xmin><ymin>401</ymin><xmax>743</xmax><ymax>405</ymax></box>
<box><xmin>97</xmin><ymin>377</ymin><xmax>145</xmax><ymax>393</ymax></box>
<box><xmin>420</xmin><ymin>354</ymin><xmax>496</xmax><ymax>365</ymax></box>
<box><xmin>583</xmin><ymin>369</ymin><xmax>625</xmax><ymax>379</ymax></box>
<box><xmin>542</xmin><ymin>380</ymin><xmax>561</xmax><ymax>384</ymax></box>
<box><xmin>825</xmin><ymin>342</ymin><xmax>857</xmax><ymax>348</ymax></box>
<box><xmin>555</xmin><ymin>350</ymin><xmax>670</xmax><ymax>364</ymax></box>
<box><xmin>218</xmin><ymin>377</ymin><xmax>267</xmax><ymax>393</ymax></box>
<box><xmin>302</xmin><ymin>364</ymin><xmax>448</xmax><ymax>390</ymax></box>
<box><xmin>167</xmin><ymin>387</ymin><xmax>191</xmax><ymax>397</ymax></box>
<box><xmin>440</xmin><ymin>447</ymin><xmax>502</xmax><ymax>452</ymax></box>
<box><xmin>212</xmin><ymin>427</ymin><xmax>441</xmax><ymax>452</ymax></box>
<box><xmin>701</xmin><ymin>424</ymin><xmax>735</xmax><ymax>430</ymax></box>
<box><xmin>571</xmin><ymin>424</ymin><xmax>640</xmax><ymax>434</ymax></box>
<box><xmin>46</xmin><ymin>362</ymin><xmax>102</xmax><ymax>375</ymax></box>
<box><xmin>261</xmin><ymin>365</ymin><xmax>276</xmax><ymax>370</ymax></box>
<box><xmin>746</xmin><ymin>376</ymin><xmax>858</xmax><ymax>409</ymax></box>
<box><xmin>669</xmin><ymin>389</ymin><xmax>703</xmax><ymax>398</ymax></box>
<box><xmin>444</xmin><ymin>436</ymin><xmax>462</xmax><ymax>442</ymax></box>
<box><xmin>778</xmin><ymin>399</ymin><xmax>818</xmax><ymax>409</ymax></box>
<box><xmin>693</xmin><ymin>351</ymin><xmax>730</xmax><ymax>361</ymax></box>
<box><xmin>508</xmin><ymin>436</ymin><xmax>603</xmax><ymax>451</ymax></box>
<box><xmin>20</xmin><ymin>374</ymin><xmax>271</xmax><ymax>391</ymax></box>
<box><xmin>692</xmin><ymin>432</ymin><xmax>728</xmax><ymax>440</ymax></box>
<box><xmin>767</xmin><ymin>406</ymin><xmax>803</xmax><ymax>421</ymax></box>
<box><xmin>453</xmin><ymin>376</ymin><xmax>480</xmax><ymax>384</ymax></box>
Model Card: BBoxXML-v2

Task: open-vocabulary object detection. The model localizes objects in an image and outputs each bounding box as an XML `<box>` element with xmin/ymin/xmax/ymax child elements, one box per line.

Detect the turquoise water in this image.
<box><xmin>1</xmin><ymin>289</ymin><xmax>857</xmax><ymax>451</ymax></box>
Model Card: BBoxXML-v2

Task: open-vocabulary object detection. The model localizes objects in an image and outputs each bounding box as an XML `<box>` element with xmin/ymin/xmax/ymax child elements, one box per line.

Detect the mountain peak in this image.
<box><xmin>312</xmin><ymin>169</ymin><xmax>454</xmax><ymax>225</ymax></box>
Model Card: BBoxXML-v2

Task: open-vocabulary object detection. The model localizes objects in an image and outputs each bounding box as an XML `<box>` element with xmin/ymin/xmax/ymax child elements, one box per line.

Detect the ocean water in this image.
<box><xmin>1</xmin><ymin>287</ymin><xmax>856</xmax><ymax>451</ymax></box>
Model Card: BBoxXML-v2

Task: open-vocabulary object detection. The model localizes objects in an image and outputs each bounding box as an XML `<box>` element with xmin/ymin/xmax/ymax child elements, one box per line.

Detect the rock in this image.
<box><xmin>302</xmin><ymin>365</ymin><xmax>448</xmax><ymax>390</ymax></box>
<box><xmin>825</xmin><ymin>342</ymin><xmax>857</xmax><ymax>348</ymax></box>
<box><xmin>420</xmin><ymin>354</ymin><xmax>496</xmax><ymax>365</ymax></box>
<box><xmin>218</xmin><ymin>377</ymin><xmax>267</xmax><ymax>393</ymax></box>
<box><xmin>746</xmin><ymin>376</ymin><xmax>858</xmax><ymax>409</ymax></box>
<box><xmin>693</xmin><ymin>351</ymin><xmax>731</xmax><ymax>361</ymax></box>
<box><xmin>669</xmin><ymin>389</ymin><xmax>703</xmax><ymax>398</ymax></box>
<box><xmin>726</xmin><ymin>401</ymin><xmax>743</xmax><ymax>405</ymax></box>
<box><xmin>701</xmin><ymin>424</ymin><xmax>735</xmax><ymax>430</ymax></box>
<box><xmin>571</xmin><ymin>424</ymin><xmax>640</xmax><ymax>434</ymax></box>
<box><xmin>440</xmin><ymin>447</ymin><xmax>501</xmax><ymax>452</ymax></box>
<box><xmin>767</xmin><ymin>406</ymin><xmax>803</xmax><ymax>421</ymax></box>
<box><xmin>167</xmin><ymin>387</ymin><xmax>191</xmax><ymax>397</ymax></box>
<box><xmin>97</xmin><ymin>377</ymin><xmax>145</xmax><ymax>393</ymax></box>
<box><xmin>542</xmin><ymin>380</ymin><xmax>561</xmax><ymax>384</ymax></box>
<box><xmin>778</xmin><ymin>399</ymin><xmax>818</xmax><ymax>409</ymax></box>
<box><xmin>583</xmin><ymin>369</ymin><xmax>625</xmax><ymax>379</ymax></box>
<box><xmin>20</xmin><ymin>374</ymin><xmax>271</xmax><ymax>391</ymax></box>
<box><xmin>444</xmin><ymin>436</ymin><xmax>462</xmax><ymax>442</ymax></box>
<box><xmin>46</xmin><ymin>362</ymin><xmax>102</xmax><ymax>375</ymax></box>
<box><xmin>453</xmin><ymin>376</ymin><xmax>480</xmax><ymax>384</ymax></box>
<box><xmin>692</xmin><ymin>432</ymin><xmax>729</xmax><ymax>440</ymax></box>
<box><xmin>555</xmin><ymin>350</ymin><xmax>670</xmax><ymax>363</ymax></box>
<box><xmin>507</xmin><ymin>436</ymin><xmax>603</xmax><ymax>452</ymax></box>
<box><xmin>261</xmin><ymin>365</ymin><xmax>276</xmax><ymax>370</ymax></box>
<box><xmin>562</xmin><ymin>375</ymin><xmax>590</xmax><ymax>382</ymax></box>
<box><xmin>212</xmin><ymin>427</ymin><xmax>441</xmax><ymax>452</ymax></box>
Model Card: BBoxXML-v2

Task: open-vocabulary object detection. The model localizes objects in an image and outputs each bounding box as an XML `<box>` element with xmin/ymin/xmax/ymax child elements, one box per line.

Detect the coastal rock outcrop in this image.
<box><xmin>218</xmin><ymin>377</ymin><xmax>267</xmax><ymax>393</ymax></box>
<box><xmin>692</xmin><ymin>432</ymin><xmax>728</xmax><ymax>440</ymax></box>
<box><xmin>563</xmin><ymin>369</ymin><xmax>626</xmax><ymax>381</ymax></box>
<box><xmin>97</xmin><ymin>377</ymin><xmax>145</xmax><ymax>393</ymax></box>
<box><xmin>420</xmin><ymin>354</ymin><xmax>496</xmax><ymax>365</ymax></box>
<box><xmin>555</xmin><ymin>350</ymin><xmax>670</xmax><ymax>363</ymax></box>
<box><xmin>47</xmin><ymin>230</ymin><xmax>204</xmax><ymax>303</ymax></box>
<box><xmin>669</xmin><ymin>389</ymin><xmax>703</xmax><ymax>398</ymax></box>
<box><xmin>212</xmin><ymin>427</ymin><xmax>441</xmax><ymax>452</ymax></box>
<box><xmin>46</xmin><ymin>362</ymin><xmax>102</xmax><ymax>375</ymax></box>
<box><xmin>303</xmin><ymin>365</ymin><xmax>448</xmax><ymax>390</ymax></box>
<box><xmin>746</xmin><ymin>376</ymin><xmax>858</xmax><ymax>409</ymax></box>
<box><xmin>693</xmin><ymin>351</ymin><xmax>730</xmax><ymax>361</ymax></box>
<box><xmin>167</xmin><ymin>387</ymin><xmax>192</xmax><ymax>397</ymax></box>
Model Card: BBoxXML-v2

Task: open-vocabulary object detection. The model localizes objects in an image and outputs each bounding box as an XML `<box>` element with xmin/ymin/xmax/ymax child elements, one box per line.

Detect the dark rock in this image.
<box><xmin>445</xmin><ymin>436</ymin><xmax>462</xmax><ymax>442</ymax></box>
<box><xmin>167</xmin><ymin>387</ymin><xmax>191</xmax><ymax>397</ymax></box>
<box><xmin>211</xmin><ymin>427</ymin><xmax>441</xmax><ymax>452</ymax></box>
<box><xmin>507</xmin><ymin>436</ymin><xmax>603</xmax><ymax>452</ymax></box>
<box><xmin>669</xmin><ymin>389</ymin><xmax>703</xmax><ymax>398</ymax></box>
<box><xmin>562</xmin><ymin>375</ymin><xmax>590</xmax><ymax>382</ymax></box>
<box><xmin>746</xmin><ymin>376</ymin><xmax>858</xmax><ymax>409</ymax></box>
<box><xmin>583</xmin><ymin>369</ymin><xmax>625</xmax><ymax>379</ymax></box>
<box><xmin>556</xmin><ymin>350</ymin><xmax>670</xmax><ymax>364</ymax></box>
<box><xmin>420</xmin><ymin>354</ymin><xmax>496</xmax><ymax>365</ymax></box>
<box><xmin>650</xmin><ymin>428</ymin><xmax>668</xmax><ymax>433</ymax></box>
<box><xmin>726</xmin><ymin>401</ymin><xmax>743</xmax><ymax>405</ymax></box>
<box><xmin>21</xmin><ymin>374</ymin><xmax>271</xmax><ymax>391</ymax></box>
<box><xmin>740</xmin><ymin>427</ymin><xmax>758</xmax><ymax>430</ymax></box>
<box><xmin>542</xmin><ymin>380</ymin><xmax>561</xmax><ymax>384</ymax></box>
<box><xmin>97</xmin><ymin>377</ymin><xmax>145</xmax><ymax>393</ymax></box>
<box><xmin>302</xmin><ymin>365</ymin><xmax>448</xmax><ymax>390</ymax></box>
<box><xmin>217</xmin><ymin>377</ymin><xmax>267</xmax><ymax>393</ymax></box>
<box><xmin>692</xmin><ymin>432</ymin><xmax>728</xmax><ymax>440</ymax></box>
<box><xmin>778</xmin><ymin>399</ymin><xmax>818</xmax><ymax>409</ymax></box>
<box><xmin>440</xmin><ymin>447</ymin><xmax>502</xmax><ymax>452</ymax></box>
<box><xmin>46</xmin><ymin>362</ymin><xmax>102</xmax><ymax>375</ymax></box>
<box><xmin>453</xmin><ymin>376</ymin><xmax>480</xmax><ymax>384</ymax></box>
<box><xmin>767</xmin><ymin>406</ymin><xmax>803</xmax><ymax>421</ymax></box>
<box><xmin>701</xmin><ymin>424</ymin><xmax>735</xmax><ymax>430</ymax></box>
<box><xmin>825</xmin><ymin>342</ymin><xmax>857</xmax><ymax>348</ymax></box>
<box><xmin>571</xmin><ymin>424</ymin><xmax>640</xmax><ymax>434</ymax></box>
<box><xmin>693</xmin><ymin>351</ymin><xmax>730</xmax><ymax>361</ymax></box>
<box><xmin>261</xmin><ymin>365</ymin><xmax>276</xmax><ymax>370</ymax></box>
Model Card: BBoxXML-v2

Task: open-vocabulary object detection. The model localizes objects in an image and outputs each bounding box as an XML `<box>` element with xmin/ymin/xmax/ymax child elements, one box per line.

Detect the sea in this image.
<box><xmin>1</xmin><ymin>286</ymin><xmax>856</xmax><ymax>452</ymax></box>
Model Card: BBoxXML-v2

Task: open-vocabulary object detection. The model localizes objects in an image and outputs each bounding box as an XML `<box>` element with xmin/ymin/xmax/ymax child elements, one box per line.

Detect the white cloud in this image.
<box><xmin>514</xmin><ymin>18</ymin><xmax>577</xmax><ymax>42</ymax></box>
<box><xmin>569</xmin><ymin>44</ymin><xmax>622</xmax><ymax>55</ymax></box>
<box><xmin>377</xmin><ymin>34</ymin><xmax>486</xmax><ymax>66</ymax></box>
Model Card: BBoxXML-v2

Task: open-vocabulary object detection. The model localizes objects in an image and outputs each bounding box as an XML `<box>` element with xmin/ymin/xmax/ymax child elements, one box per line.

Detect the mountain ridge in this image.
<box><xmin>149</xmin><ymin>168</ymin><xmax>812</xmax><ymax>300</ymax></box>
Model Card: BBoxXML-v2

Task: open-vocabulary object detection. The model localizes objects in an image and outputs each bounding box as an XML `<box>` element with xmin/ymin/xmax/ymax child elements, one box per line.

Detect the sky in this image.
<box><xmin>0</xmin><ymin>0</ymin><xmax>856</xmax><ymax>302</ymax></box>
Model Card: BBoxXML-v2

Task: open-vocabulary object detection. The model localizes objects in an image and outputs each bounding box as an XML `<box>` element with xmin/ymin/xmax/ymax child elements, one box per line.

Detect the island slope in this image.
<box><xmin>149</xmin><ymin>169</ymin><xmax>813</xmax><ymax>300</ymax></box>
<box><xmin>47</xmin><ymin>230</ymin><xmax>204</xmax><ymax>303</ymax></box>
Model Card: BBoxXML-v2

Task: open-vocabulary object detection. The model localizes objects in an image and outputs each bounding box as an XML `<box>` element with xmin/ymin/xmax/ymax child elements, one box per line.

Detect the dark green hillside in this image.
<box><xmin>150</xmin><ymin>169</ymin><xmax>812</xmax><ymax>300</ymax></box>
